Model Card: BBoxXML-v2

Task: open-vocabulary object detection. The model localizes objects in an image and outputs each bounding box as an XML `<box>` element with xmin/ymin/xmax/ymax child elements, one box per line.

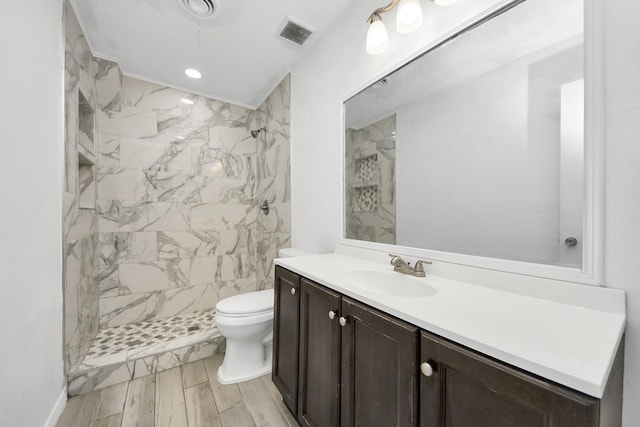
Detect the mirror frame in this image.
<box><xmin>339</xmin><ymin>0</ymin><xmax>604</xmax><ymax>286</ymax></box>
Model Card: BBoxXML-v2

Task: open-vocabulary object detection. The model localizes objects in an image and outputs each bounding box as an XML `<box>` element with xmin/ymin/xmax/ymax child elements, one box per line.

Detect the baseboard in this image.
<box><xmin>43</xmin><ymin>387</ymin><xmax>67</xmax><ymax>427</ymax></box>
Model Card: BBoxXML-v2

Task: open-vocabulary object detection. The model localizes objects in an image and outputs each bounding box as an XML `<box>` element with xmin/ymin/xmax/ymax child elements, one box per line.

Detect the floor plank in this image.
<box><xmin>238</xmin><ymin>378</ymin><xmax>293</xmax><ymax>427</ymax></box>
<box><xmin>92</xmin><ymin>382</ymin><xmax>128</xmax><ymax>421</ymax></box>
<box><xmin>89</xmin><ymin>413</ymin><xmax>123</xmax><ymax>427</ymax></box>
<box><xmin>260</xmin><ymin>375</ymin><xmax>298</xmax><ymax>426</ymax></box>
<box><xmin>181</xmin><ymin>360</ymin><xmax>209</xmax><ymax>389</ymax></box>
<box><xmin>203</xmin><ymin>356</ymin><xmax>243</xmax><ymax>413</ymax></box>
<box><xmin>56</xmin><ymin>357</ymin><xmax>297</xmax><ymax>427</ymax></box>
<box><xmin>184</xmin><ymin>382</ymin><xmax>222</xmax><ymax>427</ymax></box>
<box><xmin>56</xmin><ymin>390</ymin><xmax>100</xmax><ymax>427</ymax></box>
<box><xmin>121</xmin><ymin>375</ymin><xmax>155</xmax><ymax>427</ymax></box>
<box><xmin>219</xmin><ymin>401</ymin><xmax>257</xmax><ymax>427</ymax></box>
<box><xmin>155</xmin><ymin>367</ymin><xmax>188</xmax><ymax>427</ymax></box>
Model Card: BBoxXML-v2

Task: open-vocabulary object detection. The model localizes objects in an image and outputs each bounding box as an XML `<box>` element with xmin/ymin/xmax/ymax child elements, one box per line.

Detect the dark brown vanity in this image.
<box><xmin>272</xmin><ymin>266</ymin><xmax>623</xmax><ymax>427</ymax></box>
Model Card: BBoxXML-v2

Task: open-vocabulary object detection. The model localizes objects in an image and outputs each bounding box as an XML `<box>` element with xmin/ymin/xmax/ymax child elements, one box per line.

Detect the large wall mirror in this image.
<box><xmin>343</xmin><ymin>0</ymin><xmax>601</xmax><ymax>282</ymax></box>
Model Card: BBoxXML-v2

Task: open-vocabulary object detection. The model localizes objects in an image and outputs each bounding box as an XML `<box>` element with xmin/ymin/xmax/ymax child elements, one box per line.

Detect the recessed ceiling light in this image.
<box><xmin>181</xmin><ymin>98</ymin><xmax>195</xmax><ymax>105</ymax></box>
<box><xmin>185</xmin><ymin>68</ymin><xmax>202</xmax><ymax>79</ymax></box>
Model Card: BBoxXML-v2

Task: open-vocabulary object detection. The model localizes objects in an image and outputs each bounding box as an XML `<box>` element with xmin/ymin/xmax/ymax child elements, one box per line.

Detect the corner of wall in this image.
<box><xmin>43</xmin><ymin>388</ymin><xmax>68</xmax><ymax>427</ymax></box>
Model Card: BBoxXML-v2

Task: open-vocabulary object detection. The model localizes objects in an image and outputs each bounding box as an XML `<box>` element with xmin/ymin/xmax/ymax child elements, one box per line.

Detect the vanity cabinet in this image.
<box><xmin>297</xmin><ymin>278</ymin><xmax>342</xmax><ymax>426</ymax></box>
<box><xmin>340</xmin><ymin>296</ymin><xmax>418</xmax><ymax>426</ymax></box>
<box><xmin>276</xmin><ymin>268</ymin><xmax>419</xmax><ymax>427</ymax></box>
<box><xmin>419</xmin><ymin>331</ymin><xmax>599</xmax><ymax>427</ymax></box>
<box><xmin>273</xmin><ymin>267</ymin><xmax>622</xmax><ymax>427</ymax></box>
<box><xmin>272</xmin><ymin>266</ymin><xmax>301</xmax><ymax>414</ymax></box>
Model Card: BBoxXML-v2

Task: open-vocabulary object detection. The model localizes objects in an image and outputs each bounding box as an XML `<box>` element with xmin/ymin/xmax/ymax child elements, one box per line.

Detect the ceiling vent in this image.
<box><xmin>278</xmin><ymin>18</ymin><xmax>314</xmax><ymax>47</ymax></box>
<box><xmin>177</xmin><ymin>0</ymin><xmax>218</xmax><ymax>19</ymax></box>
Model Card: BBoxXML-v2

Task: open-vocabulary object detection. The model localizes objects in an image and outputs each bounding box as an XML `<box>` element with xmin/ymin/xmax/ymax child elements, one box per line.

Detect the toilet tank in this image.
<box><xmin>278</xmin><ymin>248</ymin><xmax>313</xmax><ymax>258</ymax></box>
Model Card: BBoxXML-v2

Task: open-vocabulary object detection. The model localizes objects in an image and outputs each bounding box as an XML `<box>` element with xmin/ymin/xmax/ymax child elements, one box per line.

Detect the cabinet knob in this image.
<box><xmin>328</xmin><ymin>310</ymin><xmax>337</xmax><ymax>320</ymax></box>
<box><xmin>420</xmin><ymin>362</ymin><xmax>434</xmax><ymax>377</ymax></box>
<box><xmin>339</xmin><ymin>316</ymin><xmax>349</xmax><ymax>327</ymax></box>
<box><xmin>290</xmin><ymin>287</ymin><xmax>297</xmax><ymax>295</ymax></box>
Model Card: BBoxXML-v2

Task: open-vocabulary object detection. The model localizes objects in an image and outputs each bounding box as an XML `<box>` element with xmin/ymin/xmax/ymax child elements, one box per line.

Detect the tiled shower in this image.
<box><xmin>344</xmin><ymin>114</ymin><xmax>396</xmax><ymax>244</ymax></box>
<box><xmin>62</xmin><ymin>1</ymin><xmax>290</xmax><ymax>396</ymax></box>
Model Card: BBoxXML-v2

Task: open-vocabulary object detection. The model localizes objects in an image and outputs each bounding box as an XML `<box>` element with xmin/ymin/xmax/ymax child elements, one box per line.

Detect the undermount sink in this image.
<box><xmin>340</xmin><ymin>270</ymin><xmax>436</xmax><ymax>298</ymax></box>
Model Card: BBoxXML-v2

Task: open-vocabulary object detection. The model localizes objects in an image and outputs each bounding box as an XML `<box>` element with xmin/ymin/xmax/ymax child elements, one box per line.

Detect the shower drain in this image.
<box><xmin>177</xmin><ymin>0</ymin><xmax>218</xmax><ymax>19</ymax></box>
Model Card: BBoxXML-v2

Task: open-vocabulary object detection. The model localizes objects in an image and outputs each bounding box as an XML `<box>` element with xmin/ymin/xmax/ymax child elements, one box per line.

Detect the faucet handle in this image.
<box><xmin>388</xmin><ymin>253</ymin><xmax>403</xmax><ymax>265</ymax></box>
<box><xmin>414</xmin><ymin>259</ymin><xmax>433</xmax><ymax>274</ymax></box>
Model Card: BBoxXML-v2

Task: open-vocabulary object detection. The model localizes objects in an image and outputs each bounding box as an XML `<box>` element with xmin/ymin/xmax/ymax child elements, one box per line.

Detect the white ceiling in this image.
<box><xmin>71</xmin><ymin>0</ymin><xmax>355</xmax><ymax>109</ymax></box>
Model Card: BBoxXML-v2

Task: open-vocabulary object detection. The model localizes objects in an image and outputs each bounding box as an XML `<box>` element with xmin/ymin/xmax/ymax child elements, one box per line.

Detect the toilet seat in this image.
<box><xmin>215</xmin><ymin>289</ymin><xmax>274</xmax><ymax>317</ymax></box>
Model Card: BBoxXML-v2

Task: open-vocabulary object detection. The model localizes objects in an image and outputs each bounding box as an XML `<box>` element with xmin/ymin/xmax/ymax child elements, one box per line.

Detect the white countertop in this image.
<box><xmin>275</xmin><ymin>253</ymin><xmax>626</xmax><ymax>398</ymax></box>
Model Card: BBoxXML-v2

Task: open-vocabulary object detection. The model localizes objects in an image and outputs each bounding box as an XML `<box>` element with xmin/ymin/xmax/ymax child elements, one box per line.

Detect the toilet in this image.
<box><xmin>216</xmin><ymin>289</ymin><xmax>274</xmax><ymax>384</ymax></box>
<box><xmin>216</xmin><ymin>247</ymin><xmax>312</xmax><ymax>384</ymax></box>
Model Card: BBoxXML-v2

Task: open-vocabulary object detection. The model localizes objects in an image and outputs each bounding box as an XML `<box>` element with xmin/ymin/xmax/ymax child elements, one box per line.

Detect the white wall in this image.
<box><xmin>291</xmin><ymin>0</ymin><xmax>640</xmax><ymax>423</ymax></box>
<box><xmin>0</xmin><ymin>0</ymin><xmax>66</xmax><ymax>426</ymax></box>
<box><xmin>603</xmin><ymin>0</ymin><xmax>640</xmax><ymax>422</ymax></box>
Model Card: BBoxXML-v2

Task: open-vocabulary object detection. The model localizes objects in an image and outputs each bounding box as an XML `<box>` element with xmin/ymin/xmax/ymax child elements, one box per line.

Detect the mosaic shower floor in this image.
<box><xmin>71</xmin><ymin>309</ymin><xmax>219</xmax><ymax>373</ymax></box>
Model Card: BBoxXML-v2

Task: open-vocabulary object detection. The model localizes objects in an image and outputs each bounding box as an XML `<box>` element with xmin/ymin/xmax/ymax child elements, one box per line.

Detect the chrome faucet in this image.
<box><xmin>389</xmin><ymin>254</ymin><xmax>432</xmax><ymax>277</ymax></box>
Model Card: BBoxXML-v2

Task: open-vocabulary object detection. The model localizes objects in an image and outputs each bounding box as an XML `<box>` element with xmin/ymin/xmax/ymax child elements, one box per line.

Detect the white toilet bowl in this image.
<box><xmin>216</xmin><ymin>289</ymin><xmax>274</xmax><ymax>384</ymax></box>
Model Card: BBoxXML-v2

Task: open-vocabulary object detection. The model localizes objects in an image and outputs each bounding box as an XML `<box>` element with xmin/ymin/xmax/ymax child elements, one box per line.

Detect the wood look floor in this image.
<box><xmin>56</xmin><ymin>355</ymin><xmax>298</xmax><ymax>427</ymax></box>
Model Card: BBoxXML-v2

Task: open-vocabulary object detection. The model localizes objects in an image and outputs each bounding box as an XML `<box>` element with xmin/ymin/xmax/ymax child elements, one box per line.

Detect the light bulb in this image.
<box><xmin>397</xmin><ymin>0</ymin><xmax>424</xmax><ymax>34</ymax></box>
<box><xmin>432</xmin><ymin>0</ymin><xmax>459</xmax><ymax>6</ymax></box>
<box><xmin>366</xmin><ymin>18</ymin><xmax>389</xmax><ymax>55</ymax></box>
<box><xmin>184</xmin><ymin>68</ymin><xmax>202</xmax><ymax>79</ymax></box>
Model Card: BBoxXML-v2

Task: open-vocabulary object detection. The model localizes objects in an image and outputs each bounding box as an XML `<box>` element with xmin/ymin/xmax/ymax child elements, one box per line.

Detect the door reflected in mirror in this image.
<box><xmin>344</xmin><ymin>0</ymin><xmax>585</xmax><ymax>268</ymax></box>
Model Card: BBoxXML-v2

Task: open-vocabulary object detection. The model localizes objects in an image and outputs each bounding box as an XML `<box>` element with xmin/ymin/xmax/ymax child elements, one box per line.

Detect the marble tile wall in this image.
<box><xmin>94</xmin><ymin>66</ymin><xmax>291</xmax><ymax>326</ymax></box>
<box><xmin>62</xmin><ymin>0</ymin><xmax>290</xmax><ymax>375</ymax></box>
<box><xmin>63</xmin><ymin>0</ymin><xmax>100</xmax><ymax>372</ymax></box>
<box><xmin>345</xmin><ymin>114</ymin><xmax>396</xmax><ymax>244</ymax></box>
<box><xmin>255</xmin><ymin>76</ymin><xmax>292</xmax><ymax>290</ymax></box>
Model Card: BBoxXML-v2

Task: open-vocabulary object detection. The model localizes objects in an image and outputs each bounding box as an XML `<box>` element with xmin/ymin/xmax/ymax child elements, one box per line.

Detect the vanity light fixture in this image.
<box><xmin>184</xmin><ymin>68</ymin><xmax>202</xmax><ymax>79</ymax></box>
<box><xmin>366</xmin><ymin>16</ymin><xmax>390</xmax><ymax>55</ymax></box>
<box><xmin>366</xmin><ymin>0</ymin><xmax>459</xmax><ymax>55</ymax></box>
<box><xmin>396</xmin><ymin>0</ymin><xmax>424</xmax><ymax>33</ymax></box>
<box><xmin>432</xmin><ymin>0</ymin><xmax>460</xmax><ymax>5</ymax></box>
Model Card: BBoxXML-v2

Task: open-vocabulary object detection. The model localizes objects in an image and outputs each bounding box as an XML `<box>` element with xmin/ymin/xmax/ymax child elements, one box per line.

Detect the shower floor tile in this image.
<box><xmin>72</xmin><ymin>309</ymin><xmax>218</xmax><ymax>373</ymax></box>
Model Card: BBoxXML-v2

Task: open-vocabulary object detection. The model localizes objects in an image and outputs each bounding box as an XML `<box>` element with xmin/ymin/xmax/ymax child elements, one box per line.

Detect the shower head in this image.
<box><xmin>250</xmin><ymin>127</ymin><xmax>266</xmax><ymax>138</ymax></box>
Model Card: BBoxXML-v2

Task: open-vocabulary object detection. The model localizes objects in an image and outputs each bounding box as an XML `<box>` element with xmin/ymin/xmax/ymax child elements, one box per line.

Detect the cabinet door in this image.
<box><xmin>272</xmin><ymin>266</ymin><xmax>301</xmax><ymax>415</ymax></box>
<box><xmin>420</xmin><ymin>331</ymin><xmax>599</xmax><ymax>427</ymax></box>
<box><xmin>298</xmin><ymin>278</ymin><xmax>342</xmax><ymax>427</ymax></box>
<box><xmin>341</xmin><ymin>297</ymin><xmax>418</xmax><ymax>427</ymax></box>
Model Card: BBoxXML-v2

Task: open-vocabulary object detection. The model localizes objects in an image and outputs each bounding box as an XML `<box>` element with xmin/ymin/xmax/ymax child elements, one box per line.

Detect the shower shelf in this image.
<box><xmin>77</xmin><ymin>89</ymin><xmax>96</xmax><ymax>210</ymax></box>
<box><xmin>352</xmin><ymin>180</ymin><xmax>379</xmax><ymax>188</ymax></box>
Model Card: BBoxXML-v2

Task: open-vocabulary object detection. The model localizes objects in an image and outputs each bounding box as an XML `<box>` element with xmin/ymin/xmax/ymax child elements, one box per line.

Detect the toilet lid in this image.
<box><xmin>216</xmin><ymin>289</ymin><xmax>274</xmax><ymax>316</ymax></box>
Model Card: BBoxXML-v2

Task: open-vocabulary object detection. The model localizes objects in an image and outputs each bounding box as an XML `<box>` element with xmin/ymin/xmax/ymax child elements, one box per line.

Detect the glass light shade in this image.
<box><xmin>366</xmin><ymin>19</ymin><xmax>389</xmax><ymax>55</ymax></box>
<box><xmin>432</xmin><ymin>0</ymin><xmax>460</xmax><ymax>6</ymax></box>
<box><xmin>397</xmin><ymin>0</ymin><xmax>424</xmax><ymax>34</ymax></box>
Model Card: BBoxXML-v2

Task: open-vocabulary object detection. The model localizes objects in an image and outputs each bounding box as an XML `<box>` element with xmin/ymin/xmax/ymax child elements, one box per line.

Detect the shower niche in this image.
<box><xmin>77</xmin><ymin>90</ymin><xmax>95</xmax><ymax>210</ymax></box>
<box><xmin>344</xmin><ymin>114</ymin><xmax>396</xmax><ymax>244</ymax></box>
